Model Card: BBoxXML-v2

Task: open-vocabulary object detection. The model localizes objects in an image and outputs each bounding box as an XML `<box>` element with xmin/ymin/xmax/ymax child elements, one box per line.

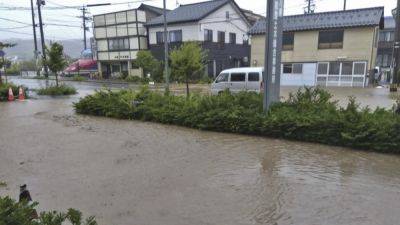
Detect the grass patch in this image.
<box><xmin>72</xmin><ymin>75</ymin><xmax>87</xmax><ymax>82</ymax></box>
<box><xmin>0</xmin><ymin>181</ymin><xmax>7</xmax><ymax>187</ymax></box>
<box><xmin>0</xmin><ymin>83</ymin><xmax>29</xmax><ymax>101</ymax></box>
<box><xmin>37</xmin><ymin>85</ymin><xmax>77</xmax><ymax>96</ymax></box>
<box><xmin>74</xmin><ymin>87</ymin><xmax>400</xmax><ymax>153</ymax></box>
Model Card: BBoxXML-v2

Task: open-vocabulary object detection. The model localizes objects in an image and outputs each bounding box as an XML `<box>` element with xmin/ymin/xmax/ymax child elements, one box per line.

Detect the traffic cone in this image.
<box><xmin>18</xmin><ymin>87</ymin><xmax>25</xmax><ymax>101</ymax></box>
<box><xmin>8</xmin><ymin>87</ymin><xmax>14</xmax><ymax>101</ymax></box>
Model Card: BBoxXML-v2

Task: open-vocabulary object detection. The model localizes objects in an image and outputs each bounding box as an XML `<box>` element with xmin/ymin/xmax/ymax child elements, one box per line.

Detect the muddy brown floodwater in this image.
<box><xmin>1</xmin><ymin>93</ymin><xmax>400</xmax><ymax>225</ymax></box>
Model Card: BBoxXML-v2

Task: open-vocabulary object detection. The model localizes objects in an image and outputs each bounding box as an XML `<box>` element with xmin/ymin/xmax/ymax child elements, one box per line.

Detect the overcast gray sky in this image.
<box><xmin>0</xmin><ymin>0</ymin><xmax>396</xmax><ymax>40</ymax></box>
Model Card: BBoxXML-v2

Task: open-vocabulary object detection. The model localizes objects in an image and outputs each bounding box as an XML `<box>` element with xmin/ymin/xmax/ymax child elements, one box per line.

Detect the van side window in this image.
<box><xmin>230</xmin><ymin>73</ymin><xmax>246</xmax><ymax>82</ymax></box>
<box><xmin>248</xmin><ymin>72</ymin><xmax>260</xmax><ymax>81</ymax></box>
<box><xmin>215</xmin><ymin>73</ymin><xmax>229</xmax><ymax>83</ymax></box>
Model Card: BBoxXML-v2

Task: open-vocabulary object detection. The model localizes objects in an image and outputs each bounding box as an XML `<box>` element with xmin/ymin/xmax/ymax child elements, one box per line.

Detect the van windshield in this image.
<box><xmin>215</xmin><ymin>73</ymin><xmax>229</xmax><ymax>83</ymax></box>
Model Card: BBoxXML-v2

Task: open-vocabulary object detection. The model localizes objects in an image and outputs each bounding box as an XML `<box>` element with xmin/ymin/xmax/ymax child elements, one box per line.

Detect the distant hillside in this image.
<box><xmin>1</xmin><ymin>39</ymin><xmax>84</xmax><ymax>61</ymax></box>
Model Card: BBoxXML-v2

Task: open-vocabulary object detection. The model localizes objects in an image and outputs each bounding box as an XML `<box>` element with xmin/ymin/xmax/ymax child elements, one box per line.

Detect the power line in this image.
<box><xmin>0</xmin><ymin>17</ymin><xmax>31</xmax><ymax>25</ymax></box>
<box><xmin>0</xmin><ymin>25</ymin><xmax>32</xmax><ymax>29</ymax></box>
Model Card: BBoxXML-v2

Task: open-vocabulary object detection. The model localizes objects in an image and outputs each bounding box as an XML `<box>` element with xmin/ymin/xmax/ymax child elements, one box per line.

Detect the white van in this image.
<box><xmin>211</xmin><ymin>67</ymin><xmax>264</xmax><ymax>95</ymax></box>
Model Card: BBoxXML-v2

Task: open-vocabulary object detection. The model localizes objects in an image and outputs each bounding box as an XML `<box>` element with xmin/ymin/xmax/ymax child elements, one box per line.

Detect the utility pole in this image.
<box><xmin>343</xmin><ymin>0</ymin><xmax>346</xmax><ymax>10</ymax></box>
<box><xmin>79</xmin><ymin>4</ymin><xmax>110</xmax><ymax>52</ymax></box>
<box><xmin>163</xmin><ymin>0</ymin><xmax>169</xmax><ymax>93</ymax></box>
<box><xmin>304</xmin><ymin>0</ymin><xmax>315</xmax><ymax>14</ymax></box>
<box><xmin>36</xmin><ymin>0</ymin><xmax>48</xmax><ymax>77</ymax></box>
<box><xmin>82</xmin><ymin>7</ymin><xmax>88</xmax><ymax>50</ymax></box>
<box><xmin>393</xmin><ymin>1</ymin><xmax>400</xmax><ymax>90</ymax></box>
<box><xmin>264</xmin><ymin>0</ymin><xmax>284</xmax><ymax>111</ymax></box>
<box><xmin>30</xmin><ymin>0</ymin><xmax>39</xmax><ymax>76</ymax></box>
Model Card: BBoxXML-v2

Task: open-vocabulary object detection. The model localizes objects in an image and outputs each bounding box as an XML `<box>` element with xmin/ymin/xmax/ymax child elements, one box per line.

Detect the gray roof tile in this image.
<box><xmin>146</xmin><ymin>0</ymin><xmax>230</xmax><ymax>26</ymax></box>
<box><xmin>249</xmin><ymin>7</ymin><xmax>384</xmax><ymax>35</ymax></box>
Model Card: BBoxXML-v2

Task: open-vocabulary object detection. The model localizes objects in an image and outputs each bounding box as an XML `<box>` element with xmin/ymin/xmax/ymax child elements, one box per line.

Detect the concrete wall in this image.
<box><xmin>251</xmin><ymin>27</ymin><xmax>378</xmax><ymax>70</ymax></box>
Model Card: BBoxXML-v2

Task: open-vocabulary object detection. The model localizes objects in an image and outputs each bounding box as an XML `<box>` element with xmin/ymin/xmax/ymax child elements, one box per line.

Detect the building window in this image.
<box><xmin>383</xmin><ymin>54</ymin><xmax>389</xmax><ymax>67</ymax></box>
<box><xmin>218</xmin><ymin>31</ymin><xmax>225</xmax><ymax>44</ymax></box>
<box><xmin>292</xmin><ymin>63</ymin><xmax>303</xmax><ymax>74</ymax></box>
<box><xmin>341</xmin><ymin>62</ymin><xmax>353</xmax><ymax>75</ymax></box>
<box><xmin>317</xmin><ymin>63</ymin><xmax>328</xmax><ymax>75</ymax></box>
<box><xmin>156</xmin><ymin>32</ymin><xmax>164</xmax><ymax>44</ymax></box>
<box><xmin>380</xmin><ymin>31</ymin><xmax>395</xmax><ymax>42</ymax></box>
<box><xmin>283</xmin><ymin>63</ymin><xmax>303</xmax><ymax>74</ymax></box>
<box><xmin>318</xmin><ymin>30</ymin><xmax>344</xmax><ymax>49</ymax></box>
<box><xmin>204</xmin><ymin>29</ymin><xmax>213</xmax><ymax>42</ymax></box>
<box><xmin>282</xmin><ymin>32</ymin><xmax>294</xmax><ymax>50</ymax></box>
<box><xmin>226</xmin><ymin>11</ymin><xmax>230</xmax><ymax>19</ymax></box>
<box><xmin>108</xmin><ymin>38</ymin><xmax>129</xmax><ymax>50</ymax></box>
<box><xmin>376</xmin><ymin>54</ymin><xmax>383</xmax><ymax>67</ymax></box>
<box><xmin>328</xmin><ymin>62</ymin><xmax>340</xmax><ymax>75</ymax></box>
<box><xmin>283</xmin><ymin>64</ymin><xmax>292</xmax><ymax>73</ymax></box>
<box><xmin>169</xmin><ymin>30</ymin><xmax>182</xmax><ymax>43</ymax></box>
<box><xmin>354</xmin><ymin>62</ymin><xmax>366</xmax><ymax>75</ymax></box>
<box><xmin>229</xmin><ymin>33</ymin><xmax>236</xmax><ymax>44</ymax></box>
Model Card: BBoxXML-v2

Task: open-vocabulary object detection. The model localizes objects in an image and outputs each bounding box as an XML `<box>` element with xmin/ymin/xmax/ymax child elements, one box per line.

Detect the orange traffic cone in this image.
<box><xmin>8</xmin><ymin>87</ymin><xmax>14</xmax><ymax>101</ymax></box>
<box><xmin>18</xmin><ymin>87</ymin><xmax>25</xmax><ymax>101</ymax></box>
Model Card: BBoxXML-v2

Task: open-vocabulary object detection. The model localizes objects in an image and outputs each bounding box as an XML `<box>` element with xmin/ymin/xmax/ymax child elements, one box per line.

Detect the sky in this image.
<box><xmin>0</xmin><ymin>0</ymin><xmax>396</xmax><ymax>41</ymax></box>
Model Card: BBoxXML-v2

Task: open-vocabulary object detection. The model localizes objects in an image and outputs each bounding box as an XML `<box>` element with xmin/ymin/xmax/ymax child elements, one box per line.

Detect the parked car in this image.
<box><xmin>211</xmin><ymin>67</ymin><xmax>264</xmax><ymax>95</ymax></box>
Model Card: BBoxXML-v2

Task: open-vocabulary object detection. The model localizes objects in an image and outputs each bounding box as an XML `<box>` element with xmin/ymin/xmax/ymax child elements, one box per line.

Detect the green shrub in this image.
<box><xmin>72</xmin><ymin>75</ymin><xmax>86</xmax><ymax>82</ymax></box>
<box><xmin>0</xmin><ymin>83</ymin><xmax>29</xmax><ymax>101</ymax></box>
<box><xmin>37</xmin><ymin>85</ymin><xmax>77</xmax><ymax>96</ymax></box>
<box><xmin>125</xmin><ymin>75</ymin><xmax>151</xmax><ymax>84</ymax></box>
<box><xmin>74</xmin><ymin>87</ymin><xmax>400</xmax><ymax>153</ymax></box>
<box><xmin>0</xmin><ymin>196</ymin><xmax>97</xmax><ymax>225</ymax></box>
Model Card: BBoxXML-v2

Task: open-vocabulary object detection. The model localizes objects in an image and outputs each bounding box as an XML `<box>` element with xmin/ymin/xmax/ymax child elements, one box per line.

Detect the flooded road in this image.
<box><xmin>1</xmin><ymin>79</ymin><xmax>400</xmax><ymax>225</ymax></box>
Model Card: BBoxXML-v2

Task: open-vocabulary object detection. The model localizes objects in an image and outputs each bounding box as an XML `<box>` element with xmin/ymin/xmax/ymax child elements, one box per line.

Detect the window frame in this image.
<box><xmin>218</xmin><ymin>31</ymin><xmax>225</xmax><ymax>44</ymax></box>
<box><xmin>156</xmin><ymin>31</ymin><xmax>164</xmax><ymax>44</ymax></box>
<box><xmin>204</xmin><ymin>29</ymin><xmax>213</xmax><ymax>42</ymax></box>
<box><xmin>230</xmin><ymin>73</ymin><xmax>246</xmax><ymax>82</ymax></box>
<box><xmin>229</xmin><ymin>33</ymin><xmax>236</xmax><ymax>44</ymax></box>
<box><xmin>282</xmin><ymin>32</ymin><xmax>294</xmax><ymax>51</ymax></box>
<box><xmin>318</xmin><ymin>30</ymin><xmax>344</xmax><ymax>49</ymax></box>
<box><xmin>247</xmin><ymin>72</ymin><xmax>260</xmax><ymax>82</ymax></box>
<box><xmin>169</xmin><ymin>30</ymin><xmax>182</xmax><ymax>43</ymax></box>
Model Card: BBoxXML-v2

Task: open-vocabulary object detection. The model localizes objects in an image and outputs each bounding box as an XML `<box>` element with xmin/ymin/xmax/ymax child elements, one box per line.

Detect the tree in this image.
<box><xmin>169</xmin><ymin>42</ymin><xmax>207</xmax><ymax>97</ymax></box>
<box><xmin>45</xmin><ymin>42</ymin><xmax>67</xmax><ymax>87</ymax></box>
<box><xmin>0</xmin><ymin>42</ymin><xmax>16</xmax><ymax>84</ymax></box>
<box><xmin>135</xmin><ymin>50</ymin><xmax>162</xmax><ymax>82</ymax></box>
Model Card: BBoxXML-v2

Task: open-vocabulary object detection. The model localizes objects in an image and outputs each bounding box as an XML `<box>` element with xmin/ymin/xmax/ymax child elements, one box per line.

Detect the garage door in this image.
<box><xmin>316</xmin><ymin>61</ymin><xmax>367</xmax><ymax>87</ymax></box>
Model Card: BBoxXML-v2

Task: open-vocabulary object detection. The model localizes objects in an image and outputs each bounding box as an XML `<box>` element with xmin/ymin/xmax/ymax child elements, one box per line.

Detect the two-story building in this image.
<box><xmin>145</xmin><ymin>0</ymin><xmax>252</xmax><ymax>77</ymax></box>
<box><xmin>376</xmin><ymin>17</ymin><xmax>395</xmax><ymax>83</ymax></box>
<box><xmin>92</xmin><ymin>4</ymin><xmax>166</xmax><ymax>78</ymax></box>
<box><xmin>249</xmin><ymin>7</ymin><xmax>384</xmax><ymax>87</ymax></box>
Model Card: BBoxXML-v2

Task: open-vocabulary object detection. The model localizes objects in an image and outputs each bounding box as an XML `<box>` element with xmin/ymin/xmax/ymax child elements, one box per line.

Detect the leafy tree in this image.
<box><xmin>0</xmin><ymin>42</ymin><xmax>16</xmax><ymax>84</ymax></box>
<box><xmin>45</xmin><ymin>42</ymin><xmax>68</xmax><ymax>87</ymax></box>
<box><xmin>135</xmin><ymin>50</ymin><xmax>162</xmax><ymax>82</ymax></box>
<box><xmin>169</xmin><ymin>42</ymin><xmax>207</xmax><ymax>97</ymax></box>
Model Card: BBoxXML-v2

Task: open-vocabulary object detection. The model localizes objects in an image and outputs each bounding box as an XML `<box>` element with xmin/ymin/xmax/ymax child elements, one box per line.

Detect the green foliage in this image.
<box><xmin>74</xmin><ymin>87</ymin><xmax>400</xmax><ymax>153</ymax></box>
<box><xmin>0</xmin><ymin>83</ymin><xmax>28</xmax><ymax>101</ymax></box>
<box><xmin>134</xmin><ymin>51</ymin><xmax>163</xmax><ymax>82</ymax></box>
<box><xmin>72</xmin><ymin>75</ymin><xmax>86</xmax><ymax>82</ymax></box>
<box><xmin>169</xmin><ymin>42</ymin><xmax>207</xmax><ymax>82</ymax></box>
<box><xmin>37</xmin><ymin>85</ymin><xmax>77</xmax><ymax>96</ymax></box>
<box><xmin>45</xmin><ymin>43</ymin><xmax>68</xmax><ymax>86</ymax></box>
<box><xmin>5</xmin><ymin>63</ymin><xmax>21</xmax><ymax>75</ymax></box>
<box><xmin>0</xmin><ymin>196</ymin><xmax>97</xmax><ymax>225</ymax></box>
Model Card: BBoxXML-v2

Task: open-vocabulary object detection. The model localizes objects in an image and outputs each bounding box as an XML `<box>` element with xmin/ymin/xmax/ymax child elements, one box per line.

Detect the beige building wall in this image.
<box><xmin>251</xmin><ymin>27</ymin><xmax>378</xmax><ymax>70</ymax></box>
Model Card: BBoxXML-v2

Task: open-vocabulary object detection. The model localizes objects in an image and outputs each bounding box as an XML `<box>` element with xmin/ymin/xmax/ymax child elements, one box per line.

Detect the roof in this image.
<box><xmin>138</xmin><ymin>3</ymin><xmax>169</xmax><ymax>16</ymax></box>
<box><xmin>384</xmin><ymin>17</ymin><xmax>395</xmax><ymax>29</ymax></box>
<box><xmin>249</xmin><ymin>7</ymin><xmax>385</xmax><ymax>35</ymax></box>
<box><xmin>221</xmin><ymin>67</ymin><xmax>264</xmax><ymax>73</ymax></box>
<box><xmin>146</xmin><ymin>0</ymin><xmax>249</xmax><ymax>27</ymax></box>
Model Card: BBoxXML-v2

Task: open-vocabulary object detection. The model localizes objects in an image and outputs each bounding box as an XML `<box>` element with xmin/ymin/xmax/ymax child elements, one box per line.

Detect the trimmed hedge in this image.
<box><xmin>37</xmin><ymin>85</ymin><xmax>77</xmax><ymax>96</ymax></box>
<box><xmin>0</xmin><ymin>83</ymin><xmax>28</xmax><ymax>101</ymax></box>
<box><xmin>74</xmin><ymin>87</ymin><xmax>400</xmax><ymax>153</ymax></box>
